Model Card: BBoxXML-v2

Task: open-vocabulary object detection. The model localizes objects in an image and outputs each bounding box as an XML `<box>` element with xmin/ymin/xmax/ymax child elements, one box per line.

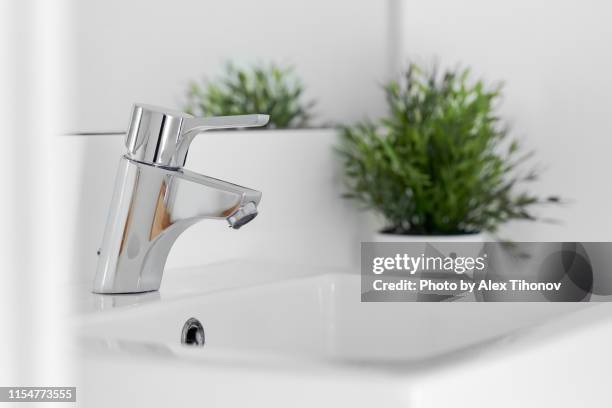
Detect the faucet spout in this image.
<box><xmin>93</xmin><ymin>157</ymin><xmax>261</xmax><ymax>294</ymax></box>
<box><xmin>169</xmin><ymin>167</ymin><xmax>261</xmax><ymax>226</ymax></box>
<box><xmin>93</xmin><ymin>104</ymin><xmax>267</xmax><ymax>294</ymax></box>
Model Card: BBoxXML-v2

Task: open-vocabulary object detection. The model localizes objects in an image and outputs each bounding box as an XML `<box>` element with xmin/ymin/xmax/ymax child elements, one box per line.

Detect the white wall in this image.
<box><xmin>71</xmin><ymin>0</ymin><xmax>389</xmax><ymax>131</ymax></box>
<box><xmin>400</xmin><ymin>0</ymin><xmax>612</xmax><ymax>240</ymax></box>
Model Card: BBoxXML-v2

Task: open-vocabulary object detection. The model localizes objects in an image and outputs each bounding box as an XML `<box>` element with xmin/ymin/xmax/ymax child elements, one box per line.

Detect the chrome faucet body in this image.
<box><xmin>93</xmin><ymin>104</ymin><xmax>268</xmax><ymax>294</ymax></box>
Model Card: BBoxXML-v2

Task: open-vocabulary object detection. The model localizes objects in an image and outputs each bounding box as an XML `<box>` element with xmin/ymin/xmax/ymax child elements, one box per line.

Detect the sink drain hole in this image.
<box><xmin>181</xmin><ymin>318</ymin><xmax>205</xmax><ymax>347</ymax></box>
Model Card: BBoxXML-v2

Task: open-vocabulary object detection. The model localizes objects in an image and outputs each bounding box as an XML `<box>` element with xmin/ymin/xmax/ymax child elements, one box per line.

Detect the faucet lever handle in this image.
<box><xmin>182</xmin><ymin>114</ymin><xmax>269</xmax><ymax>136</ymax></box>
<box><xmin>125</xmin><ymin>103</ymin><xmax>269</xmax><ymax>168</ymax></box>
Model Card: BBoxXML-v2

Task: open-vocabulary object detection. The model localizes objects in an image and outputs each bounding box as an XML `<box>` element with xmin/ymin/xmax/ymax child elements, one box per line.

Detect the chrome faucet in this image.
<box><xmin>93</xmin><ymin>104</ymin><xmax>268</xmax><ymax>294</ymax></box>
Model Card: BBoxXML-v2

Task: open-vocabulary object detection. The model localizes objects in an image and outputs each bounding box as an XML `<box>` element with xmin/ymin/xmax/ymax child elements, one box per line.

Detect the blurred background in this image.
<box><xmin>1</xmin><ymin>0</ymin><xmax>611</xmax><ymax>392</ymax></box>
<box><xmin>70</xmin><ymin>0</ymin><xmax>390</xmax><ymax>129</ymax></box>
<box><xmin>67</xmin><ymin>0</ymin><xmax>612</xmax><ymax>241</ymax></box>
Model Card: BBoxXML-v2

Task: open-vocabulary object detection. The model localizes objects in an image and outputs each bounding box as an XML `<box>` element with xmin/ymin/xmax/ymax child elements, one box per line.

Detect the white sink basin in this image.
<box><xmin>75</xmin><ymin>261</ymin><xmax>612</xmax><ymax>407</ymax></box>
<box><xmin>79</xmin><ymin>273</ymin><xmax>593</xmax><ymax>362</ymax></box>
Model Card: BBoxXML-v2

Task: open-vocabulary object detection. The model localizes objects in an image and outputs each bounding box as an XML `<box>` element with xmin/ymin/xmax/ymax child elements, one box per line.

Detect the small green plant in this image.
<box><xmin>338</xmin><ymin>62</ymin><xmax>560</xmax><ymax>235</ymax></box>
<box><xmin>185</xmin><ymin>62</ymin><xmax>315</xmax><ymax>129</ymax></box>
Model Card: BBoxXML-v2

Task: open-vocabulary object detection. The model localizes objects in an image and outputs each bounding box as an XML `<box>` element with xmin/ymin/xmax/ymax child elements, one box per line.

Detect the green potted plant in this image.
<box><xmin>338</xmin><ymin>62</ymin><xmax>560</xmax><ymax>243</ymax></box>
<box><xmin>185</xmin><ymin>62</ymin><xmax>316</xmax><ymax>129</ymax></box>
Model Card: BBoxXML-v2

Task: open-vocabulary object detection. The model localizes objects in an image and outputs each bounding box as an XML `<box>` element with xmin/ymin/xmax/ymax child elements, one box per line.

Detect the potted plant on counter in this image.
<box><xmin>337</xmin><ymin>63</ymin><xmax>560</xmax><ymax>243</ymax></box>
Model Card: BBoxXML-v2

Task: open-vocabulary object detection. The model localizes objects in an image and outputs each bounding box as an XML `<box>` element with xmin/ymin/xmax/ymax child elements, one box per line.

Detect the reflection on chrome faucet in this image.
<box><xmin>93</xmin><ymin>104</ymin><xmax>268</xmax><ymax>294</ymax></box>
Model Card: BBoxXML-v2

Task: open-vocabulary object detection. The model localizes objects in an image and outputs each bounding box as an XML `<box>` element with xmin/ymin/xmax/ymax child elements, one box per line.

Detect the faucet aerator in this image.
<box><xmin>227</xmin><ymin>202</ymin><xmax>259</xmax><ymax>229</ymax></box>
